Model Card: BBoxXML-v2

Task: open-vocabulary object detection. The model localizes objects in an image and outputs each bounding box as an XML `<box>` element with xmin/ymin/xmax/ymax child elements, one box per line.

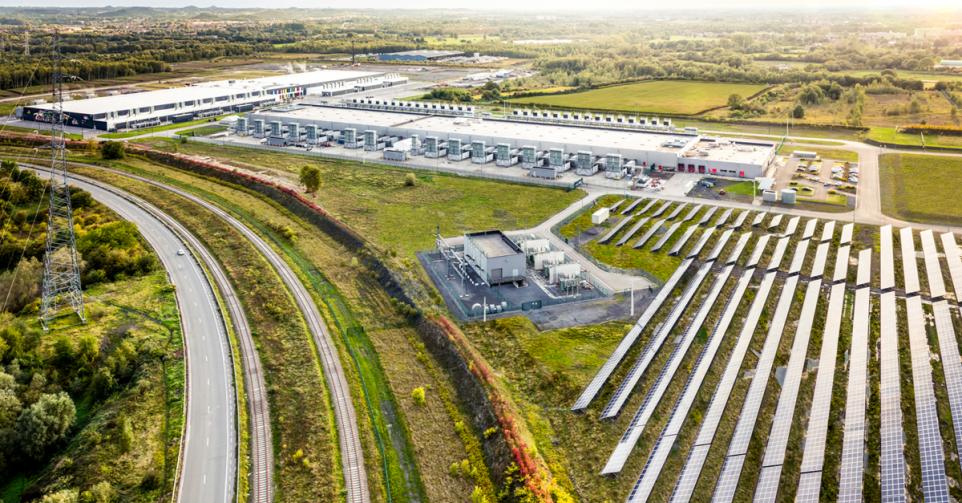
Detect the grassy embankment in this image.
<box><xmin>99</xmin><ymin>116</ymin><xmax>233</xmax><ymax>139</ymax></box>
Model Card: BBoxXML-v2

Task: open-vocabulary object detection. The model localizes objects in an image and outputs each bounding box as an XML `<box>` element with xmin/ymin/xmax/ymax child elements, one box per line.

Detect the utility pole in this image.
<box><xmin>40</xmin><ymin>33</ymin><xmax>85</xmax><ymax>330</ymax></box>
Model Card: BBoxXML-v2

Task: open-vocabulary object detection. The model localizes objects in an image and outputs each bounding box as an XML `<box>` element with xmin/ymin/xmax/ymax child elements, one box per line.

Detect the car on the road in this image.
<box><xmin>176</xmin><ymin>248</ymin><xmax>186</xmax><ymax>256</ymax></box>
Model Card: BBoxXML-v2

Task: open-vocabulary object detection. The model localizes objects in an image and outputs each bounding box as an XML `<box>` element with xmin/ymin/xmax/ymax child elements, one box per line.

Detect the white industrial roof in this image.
<box><xmin>259</xmin><ymin>105</ymin><xmax>700</xmax><ymax>154</ymax></box>
<box><xmin>681</xmin><ymin>138</ymin><xmax>775</xmax><ymax>166</ymax></box>
<box><xmin>31</xmin><ymin>85</ymin><xmax>252</xmax><ymax>116</ymax></box>
<box><xmin>32</xmin><ymin>69</ymin><xmax>384</xmax><ymax>117</ymax></box>
<box><xmin>468</xmin><ymin>232</ymin><xmax>521</xmax><ymax>258</ymax></box>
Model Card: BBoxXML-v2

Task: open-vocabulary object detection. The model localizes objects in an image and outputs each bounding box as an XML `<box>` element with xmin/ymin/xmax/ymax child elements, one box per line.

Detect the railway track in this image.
<box><xmin>52</xmin><ymin>161</ymin><xmax>371</xmax><ymax>503</ymax></box>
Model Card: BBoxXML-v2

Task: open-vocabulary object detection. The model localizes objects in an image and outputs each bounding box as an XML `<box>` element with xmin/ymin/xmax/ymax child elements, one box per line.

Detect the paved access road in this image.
<box><xmin>26</xmin><ymin>168</ymin><xmax>237</xmax><ymax>503</ymax></box>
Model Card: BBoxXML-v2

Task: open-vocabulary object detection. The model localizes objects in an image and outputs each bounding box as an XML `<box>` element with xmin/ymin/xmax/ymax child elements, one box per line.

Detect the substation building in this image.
<box><xmin>19</xmin><ymin>70</ymin><xmax>407</xmax><ymax>132</ymax></box>
<box><xmin>463</xmin><ymin>231</ymin><xmax>526</xmax><ymax>285</ymax></box>
<box><xmin>245</xmin><ymin>101</ymin><xmax>777</xmax><ymax>179</ymax></box>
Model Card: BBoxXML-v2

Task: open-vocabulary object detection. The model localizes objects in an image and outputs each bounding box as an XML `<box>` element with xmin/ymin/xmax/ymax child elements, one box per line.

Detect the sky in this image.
<box><xmin>2</xmin><ymin>0</ymin><xmax>962</xmax><ymax>9</ymax></box>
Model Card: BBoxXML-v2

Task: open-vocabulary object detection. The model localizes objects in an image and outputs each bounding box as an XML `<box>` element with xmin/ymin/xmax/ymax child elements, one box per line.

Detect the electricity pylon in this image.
<box><xmin>40</xmin><ymin>34</ymin><xmax>85</xmax><ymax>330</ymax></box>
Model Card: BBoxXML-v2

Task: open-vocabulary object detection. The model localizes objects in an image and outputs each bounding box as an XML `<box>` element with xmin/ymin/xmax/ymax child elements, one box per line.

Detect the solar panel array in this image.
<box><xmin>670</xmin><ymin>267</ymin><xmax>781</xmax><ymax>502</ymax></box>
<box><xmin>597</xmin><ymin>214</ymin><xmax>634</xmax><ymax>244</ymax></box>
<box><xmin>621</xmin><ymin>197</ymin><xmax>645</xmax><ymax>215</ymax></box>
<box><xmin>698</xmin><ymin>206</ymin><xmax>718</xmax><ymax>226</ymax></box>
<box><xmin>820</xmin><ymin>220</ymin><xmax>836</xmax><ymax>243</ymax></box>
<box><xmin>712</xmin><ymin>239</ymin><xmax>809</xmax><ymax>502</ymax></box>
<box><xmin>901</xmin><ymin>229</ymin><xmax>950</xmax><ymax>502</ymax></box>
<box><xmin>746</xmin><ymin>234</ymin><xmax>772</xmax><ymax>268</ymax></box>
<box><xmin>615</xmin><ymin>216</ymin><xmax>650</xmax><ymax>246</ymax></box>
<box><xmin>606</xmin><ymin>233</ymin><xmax>749</xmax><ymax>476</ymax></box>
<box><xmin>652</xmin><ymin>200</ymin><xmax>673</xmax><ymax>218</ymax></box>
<box><xmin>571</xmin><ymin>257</ymin><xmax>696</xmax><ymax>411</ymax></box>
<box><xmin>837</xmin><ymin>249</ymin><xmax>871</xmax><ymax>503</ymax></box>
<box><xmin>600</xmin><ymin>260</ymin><xmax>717</xmax><ymax>419</ymax></box>
<box><xmin>633</xmin><ymin>219</ymin><xmax>666</xmax><ymax>249</ymax></box>
<box><xmin>706</xmin><ymin>229</ymin><xmax>734</xmax><ymax>262</ymax></box>
<box><xmin>788</xmin><ymin>239</ymin><xmax>810</xmax><ymax>274</ymax></box>
<box><xmin>682</xmin><ymin>204</ymin><xmax>703</xmax><ymax>223</ymax></box>
<box><xmin>666</xmin><ymin>202</ymin><xmax>688</xmax><ymax>220</ymax></box>
<box><xmin>810</xmin><ymin>241</ymin><xmax>830</xmax><ymax>278</ymax></box>
<box><xmin>767</xmin><ymin>234</ymin><xmax>791</xmax><ymax>270</ymax></box>
<box><xmin>754</xmin><ymin>234</ymin><xmax>828</xmax><ymax>502</ymax></box>
<box><xmin>628</xmin><ymin>269</ymin><xmax>753</xmax><ymax>501</ymax></box>
<box><xmin>650</xmin><ymin>221</ymin><xmax>682</xmax><ymax>252</ymax></box>
<box><xmin>920</xmin><ymin>230</ymin><xmax>947</xmax><ymax>298</ymax></box>
<box><xmin>752</xmin><ymin>211</ymin><xmax>768</xmax><ymax>227</ymax></box>
<box><xmin>833</xmin><ymin>239</ymin><xmax>852</xmax><ymax>283</ymax></box>
<box><xmin>668</xmin><ymin>225</ymin><xmax>699</xmax><ymax>256</ymax></box>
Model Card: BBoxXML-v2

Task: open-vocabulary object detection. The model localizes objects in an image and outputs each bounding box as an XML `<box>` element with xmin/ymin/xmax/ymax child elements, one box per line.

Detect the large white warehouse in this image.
<box><xmin>20</xmin><ymin>70</ymin><xmax>407</xmax><ymax>132</ymax></box>
<box><xmin>246</xmin><ymin>104</ymin><xmax>776</xmax><ymax>179</ymax></box>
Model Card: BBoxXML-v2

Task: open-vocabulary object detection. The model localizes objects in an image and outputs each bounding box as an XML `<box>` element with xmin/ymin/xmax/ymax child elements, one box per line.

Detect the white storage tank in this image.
<box><xmin>781</xmin><ymin>188</ymin><xmax>797</xmax><ymax>204</ymax></box>
<box><xmin>762</xmin><ymin>189</ymin><xmax>778</xmax><ymax>203</ymax></box>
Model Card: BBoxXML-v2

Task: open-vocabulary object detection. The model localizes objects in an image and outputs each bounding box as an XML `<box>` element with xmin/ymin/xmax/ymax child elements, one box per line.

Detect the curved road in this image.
<box><xmin>57</xmin><ymin>162</ymin><xmax>371</xmax><ymax>502</ymax></box>
<box><xmin>25</xmin><ymin>167</ymin><xmax>238</xmax><ymax>503</ymax></box>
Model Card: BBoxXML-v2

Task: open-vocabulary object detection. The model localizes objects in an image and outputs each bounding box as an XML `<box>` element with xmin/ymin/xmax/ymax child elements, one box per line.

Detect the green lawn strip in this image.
<box><xmin>507</xmin><ymin>80</ymin><xmax>768</xmax><ymax>115</ymax></box>
<box><xmin>724</xmin><ymin>180</ymin><xmax>757</xmax><ymax>196</ymax></box>
<box><xmin>867</xmin><ymin>126</ymin><xmax>962</xmax><ymax>150</ymax></box>
<box><xmin>777</xmin><ymin>145</ymin><xmax>859</xmax><ymax>162</ymax></box>
<box><xmin>878</xmin><ymin>153</ymin><xmax>962</xmax><ymax>226</ymax></box>
<box><xmin>175</xmin><ymin>125</ymin><xmax>229</xmax><ymax>137</ymax></box>
<box><xmin>138</xmin><ymin>137</ymin><xmax>584</xmax><ymax>258</ymax></box>
<box><xmin>100</xmin><ymin>116</ymin><xmax>233</xmax><ymax>139</ymax></box>
<box><xmin>0</xmin><ymin>123</ymin><xmax>85</xmax><ymax>140</ymax></box>
<box><xmin>71</xmin><ymin>167</ymin><xmax>343</xmax><ymax>501</ymax></box>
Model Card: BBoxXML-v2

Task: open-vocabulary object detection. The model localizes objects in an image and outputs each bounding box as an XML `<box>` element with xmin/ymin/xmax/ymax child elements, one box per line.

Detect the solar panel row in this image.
<box><xmin>651</xmin><ymin>221</ymin><xmax>682</xmax><ymax>252</ymax></box>
<box><xmin>821</xmin><ymin>220</ymin><xmax>836</xmax><ymax>243</ymax></box>
<box><xmin>715</xmin><ymin>207</ymin><xmax>733</xmax><ymax>227</ymax></box>
<box><xmin>638</xmin><ymin>199</ymin><xmax>658</xmax><ymax>215</ymax></box>
<box><xmin>666</xmin><ymin>202</ymin><xmax>689</xmax><ymax>220</ymax></box>
<box><xmin>752</xmin><ymin>211</ymin><xmax>768</xmax><ymax>227</ymax></box>
<box><xmin>942</xmin><ymin>233</ymin><xmax>962</xmax><ymax>302</ymax></box>
<box><xmin>768</xmin><ymin>213</ymin><xmax>783</xmax><ymax>231</ymax></box>
<box><xmin>879</xmin><ymin>290</ymin><xmax>906</xmax><ymax>503</ymax></box>
<box><xmin>621</xmin><ymin>197</ymin><xmax>645</xmax><ymax>215</ymax></box>
<box><xmin>597</xmin><ymin>214</ymin><xmax>634</xmax><ymax>244</ymax></box>
<box><xmin>783</xmin><ymin>215</ymin><xmax>800</xmax><ymax>236</ymax></box>
<box><xmin>840</xmin><ymin>222</ymin><xmax>853</xmax><ymax>245</ymax></box>
<box><xmin>652</xmin><ymin>200</ymin><xmax>673</xmax><ymax>218</ymax></box>
<box><xmin>615</xmin><ymin>216</ymin><xmax>650</xmax><ymax>246</ymax></box>
<box><xmin>900</xmin><ymin>227</ymin><xmax>921</xmax><ymax>294</ymax></box>
<box><xmin>608</xmin><ymin>198</ymin><xmax>626</xmax><ymax>213</ymax></box>
<box><xmin>687</xmin><ymin>227</ymin><xmax>717</xmax><ymax>258</ymax></box>
<box><xmin>810</xmin><ymin>241</ymin><xmax>830</xmax><ymax>278</ymax></box>
<box><xmin>571</xmin><ymin>258</ymin><xmax>696</xmax><ymax>411</ymax></box>
<box><xmin>682</xmin><ymin>203</ymin><xmax>703</xmax><ymax>223</ymax></box>
<box><xmin>920</xmin><ymin>230</ymin><xmax>947</xmax><ymax>298</ymax></box>
<box><xmin>698</xmin><ymin>206</ymin><xmax>719</xmax><ymax>226</ymax></box>
<box><xmin>731</xmin><ymin>210</ymin><xmax>749</xmax><ymax>229</ymax></box>
<box><xmin>802</xmin><ymin>218</ymin><xmax>818</xmax><ymax>240</ymax></box>
<box><xmin>837</xmin><ymin>249</ymin><xmax>871</xmax><ymax>503</ymax></box>
<box><xmin>669</xmin><ymin>225</ymin><xmax>699</xmax><ymax>256</ymax></box>
<box><xmin>633</xmin><ymin>219</ymin><xmax>666</xmax><ymax>249</ymax></box>
<box><xmin>746</xmin><ymin>234</ymin><xmax>772</xmax><ymax>268</ymax></box>
<box><xmin>881</xmin><ymin>225</ymin><xmax>895</xmax><ymax>290</ymax></box>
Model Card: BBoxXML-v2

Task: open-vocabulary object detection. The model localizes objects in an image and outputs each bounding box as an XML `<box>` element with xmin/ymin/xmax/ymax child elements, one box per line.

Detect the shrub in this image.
<box><xmin>411</xmin><ymin>386</ymin><xmax>426</xmax><ymax>406</ymax></box>
<box><xmin>404</xmin><ymin>173</ymin><xmax>417</xmax><ymax>187</ymax></box>
<box><xmin>100</xmin><ymin>141</ymin><xmax>125</xmax><ymax>160</ymax></box>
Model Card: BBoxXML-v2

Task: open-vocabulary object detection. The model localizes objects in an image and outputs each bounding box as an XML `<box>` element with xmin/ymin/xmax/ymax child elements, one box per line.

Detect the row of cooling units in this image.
<box><xmin>238</xmin><ymin>116</ymin><xmax>640</xmax><ymax>180</ymax></box>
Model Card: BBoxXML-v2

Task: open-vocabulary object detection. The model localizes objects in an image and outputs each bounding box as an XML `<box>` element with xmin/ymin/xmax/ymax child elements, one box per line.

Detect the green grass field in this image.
<box><xmin>867</xmin><ymin>126</ymin><xmax>962</xmax><ymax>150</ymax></box>
<box><xmin>100</xmin><ymin>116</ymin><xmax>232</xmax><ymax>139</ymax></box>
<box><xmin>175</xmin><ymin>125</ymin><xmax>228</xmax><ymax>137</ymax></box>
<box><xmin>878</xmin><ymin>153</ymin><xmax>962</xmax><ymax>225</ymax></box>
<box><xmin>508</xmin><ymin>80</ymin><xmax>769</xmax><ymax>115</ymax></box>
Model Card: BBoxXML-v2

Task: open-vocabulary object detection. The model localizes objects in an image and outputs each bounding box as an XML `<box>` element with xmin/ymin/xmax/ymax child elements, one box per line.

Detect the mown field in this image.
<box><xmin>139</xmin><ymin>138</ymin><xmax>584</xmax><ymax>257</ymax></box>
<box><xmin>878</xmin><ymin>153</ymin><xmax>962</xmax><ymax>225</ymax></box>
<box><xmin>508</xmin><ymin>80</ymin><xmax>769</xmax><ymax>115</ymax></box>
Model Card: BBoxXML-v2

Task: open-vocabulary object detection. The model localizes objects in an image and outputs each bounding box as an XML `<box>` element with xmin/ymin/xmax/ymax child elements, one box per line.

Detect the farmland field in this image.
<box><xmin>878</xmin><ymin>153</ymin><xmax>962</xmax><ymax>225</ymax></box>
<box><xmin>508</xmin><ymin>80</ymin><xmax>769</xmax><ymax>115</ymax></box>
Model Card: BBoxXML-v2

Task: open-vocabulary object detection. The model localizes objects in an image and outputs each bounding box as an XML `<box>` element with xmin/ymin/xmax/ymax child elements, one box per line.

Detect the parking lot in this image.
<box><xmin>775</xmin><ymin>154</ymin><xmax>859</xmax><ymax>203</ymax></box>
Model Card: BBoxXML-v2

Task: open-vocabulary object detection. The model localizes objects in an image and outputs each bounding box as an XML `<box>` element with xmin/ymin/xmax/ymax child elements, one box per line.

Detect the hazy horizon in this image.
<box><xmin>1</xmin><ymin>0</ymin><xmax>961</xmax><ymax>11</ymax></box>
